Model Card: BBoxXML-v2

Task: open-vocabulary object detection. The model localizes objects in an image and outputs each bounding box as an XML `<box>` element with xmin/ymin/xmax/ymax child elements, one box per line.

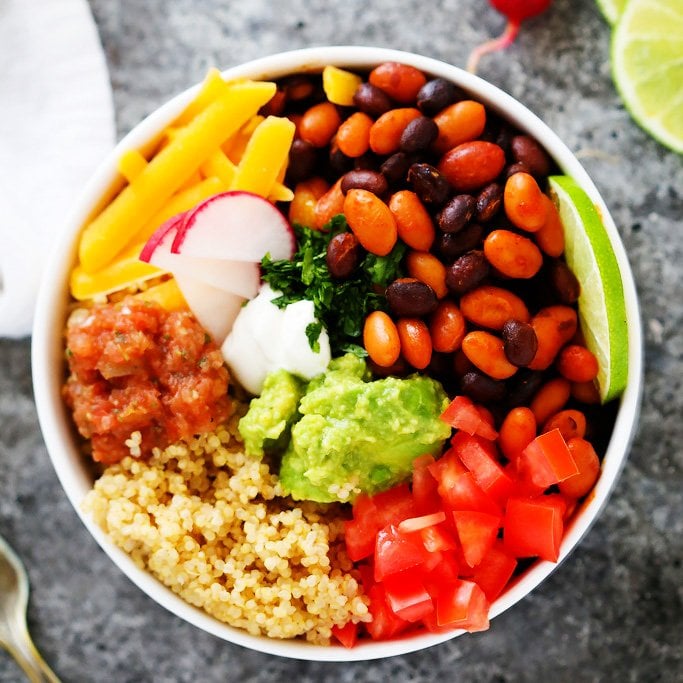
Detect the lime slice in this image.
<box><xmin>595</xmin><ymin>0</ymin><xmax>627</xmax><ymax>24</ymax></box>
<box><xmin>548</xmin><ymin>176</ymin><xmax>628</xmax><ymax>403</ymax></box>
<box><xmin>611</xmin><ymin>0</ymin><xmax>683</xmax><ymax>154</ymax></box>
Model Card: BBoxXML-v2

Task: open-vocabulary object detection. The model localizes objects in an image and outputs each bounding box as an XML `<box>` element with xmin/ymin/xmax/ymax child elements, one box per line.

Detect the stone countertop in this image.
<box><xmin>1</xmin><ymin>0</ymin><xmax>682</xmax><ymax>680</ymax></box>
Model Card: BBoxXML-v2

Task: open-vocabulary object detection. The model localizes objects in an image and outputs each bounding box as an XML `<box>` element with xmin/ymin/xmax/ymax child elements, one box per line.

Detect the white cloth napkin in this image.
<box><xmin>0</xmin><ymin>0</ymin><xmax>115</xmax><ymax>337</ymax></box>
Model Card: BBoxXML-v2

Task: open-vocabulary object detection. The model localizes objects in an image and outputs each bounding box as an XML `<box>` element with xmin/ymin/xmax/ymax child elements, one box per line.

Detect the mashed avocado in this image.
<box><xmin>250</xmin><ymin>354</ymin><xmax>451</xmax><ymax>503</ymax></box>
<box><xmin>239</xmin><ymin>369</ymin><xmax>305</xmax><ymax>457</ymax></box>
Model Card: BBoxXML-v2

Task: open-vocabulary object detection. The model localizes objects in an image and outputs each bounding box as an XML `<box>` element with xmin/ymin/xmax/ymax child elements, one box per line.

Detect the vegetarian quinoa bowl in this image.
<box><xmin>32</xmin><ymin>47</ymin><xmax>642</xmax><ymax>661</ymax></box>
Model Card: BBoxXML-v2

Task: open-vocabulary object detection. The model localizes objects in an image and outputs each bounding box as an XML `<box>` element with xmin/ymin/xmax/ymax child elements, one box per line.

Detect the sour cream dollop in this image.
<box><xmin>221</xmin><ymin>284</ymin><xmax>331</xmax><ymax>395</ymax></box>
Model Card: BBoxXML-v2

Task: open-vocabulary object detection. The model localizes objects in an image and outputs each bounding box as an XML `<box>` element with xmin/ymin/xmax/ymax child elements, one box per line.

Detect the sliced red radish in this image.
<box><xmin>140</xmin><ymin>213</ymin><xmax>261</xmax><ymax>299</ymax></box>
<box><xmin>171</xmin><ymin>191</ymin><xmax>295</xmax><ymax>262</ymax></box>
<box><xmin>173</xmin><ymin>272</ymin><xmax>245</xmax><ymax>345</ymax></box>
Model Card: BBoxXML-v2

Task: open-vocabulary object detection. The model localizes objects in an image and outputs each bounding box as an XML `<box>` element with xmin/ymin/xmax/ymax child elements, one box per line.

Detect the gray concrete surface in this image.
<box><xmin>1</xmin><ymin>0</ymin><xmax>682</xmax><ymax>680</ymax></box>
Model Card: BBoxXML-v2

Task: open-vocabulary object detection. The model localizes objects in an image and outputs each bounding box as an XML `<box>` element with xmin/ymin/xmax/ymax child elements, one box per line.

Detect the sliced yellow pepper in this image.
<box><xmin>230</xmin><ymin>116</ymin><xmax>295</xmax><ymax>198</ymax></box>
<box><xmin>78</xmin><ymin>79</ymin><xmax>276</xmax><ymax>273</ymax></box>
<box><xmin>322</xmin><ymin>65</ymin><xmax>362</xmax><ymax>106</ymax></box>
<box><xmin>70</xmin><ymin>242</ymin><xmax>162</xmax><ymax>301</ymax></box>
<box><xmin>135</xmin><ymin>279</ymin><xmax>187</xmax><ymax>311</ymax></box>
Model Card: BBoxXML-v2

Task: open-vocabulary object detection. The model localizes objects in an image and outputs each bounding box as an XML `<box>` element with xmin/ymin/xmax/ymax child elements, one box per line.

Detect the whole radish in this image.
<box><xmin>467</xmin><ymin>0</ymin><xmax>552</xmax><ymax>73</ymax></box>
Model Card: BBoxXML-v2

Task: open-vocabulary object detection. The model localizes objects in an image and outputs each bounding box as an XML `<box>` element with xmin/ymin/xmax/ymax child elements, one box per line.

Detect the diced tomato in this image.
<box><xmin>344</xmin><ymin>518</ymin><xmax>376</xmax><ymax>562</ymax></box>
<box><xmin>471</xmin><ymin>540</ymin><xmax>518</xmax><ymax>601</ymax></box>
<box><xmin>503</xmin><ymin>496</ymin><xmax>565</xmax><ymax>562</ymax></box>
<box><xmin>398</xmin><ymin>511</ymin><xmax>446</xmax><ymax>534</ymax></box>
<box><xmin>347</xmin><ymin>484</ymin><xmax>417</xmax><ymax>562</ymax></box>
<box><xmin>374</xmin><ymin>524</ymin><xmax>431</xmax><ymax>581</ymax></box>
<box><xmin>423</xmin><ymin>550</ymin><xmax>460</xmax><ymax>598</ymax></box>
<box><xmin>451</xmin><ymin>432</ymin><xmax>514</xmax><ymax>506</ymax></box>
<box><xmin>332</xmin><ymin>621</ymin><xmax>358</xmax><ymax>648</ymax></box>
<box><xmin>440</xmin><ymin>395</ymin><xmax>498</xmax><ymax>440</ymax></box>
<box><xmin>412</xmin><ymin>454</ymin><xmax>440</xmax><ymax>515</ymax></box>
<box><xmin>505</xmin><ymin>461</ymin><xmax>547</xmax><ymax>498</ymax></box>
<box><xmin>436</xmin><ymin>580</ymin><xmax>490</xmax><ymax>632</ymax></box>
<box><xmin>358</xmin><ymin>561</ymin><xmax>375</xmax><ymax>592</ymax></box>
<box><xmin>366</xmin><ymin>584</ymin><xmax>410</xmax><ymax>640</ymax></box>
<box><xmin>520</xmin><ymin>429</ymin><xmax>579</xmax><ymax>488</ymax></box>
<box><xmin>383</xmin><ymin>568</ymin><xmax>435</xmax><ymax>622</ymax></box>
<box><xmin>372</xmin><ymin>483</ymin><xmax>418</xmax><ymax>527</ymax></box>
<box><xmin>452</xmin><ymin>510</ymin><xmax>501</xmax><ymax>568</ymax></box>
<box><xmin>421</xmin><ymin>523</ymin><xmax>458</xmax><ymax>553</ymax></box>
<box><xmin>438</xmin><ymin>471</ymin><xmax>502</xmax><ymax>516</ymax></box>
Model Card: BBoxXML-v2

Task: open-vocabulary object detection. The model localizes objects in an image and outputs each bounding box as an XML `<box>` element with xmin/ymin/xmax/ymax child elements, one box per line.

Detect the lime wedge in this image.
<box><xmin>548</xmin><ymin>176</ymin><xmax>628</xmax><ymax>403</ymax></box>
<box><xmin>595</xmin><ymin>0</ymin><xmax>627</xmax><ymax>24</ymax></box>
<box><xmin>611</xmin><ymin>0</ymin><xmax>683</xmax><ymax>154</ymax></box>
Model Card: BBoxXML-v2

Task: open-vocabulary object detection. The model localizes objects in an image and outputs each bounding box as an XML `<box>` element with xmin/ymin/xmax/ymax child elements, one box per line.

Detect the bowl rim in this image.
<box><xmin>31</xmin><ymin>45</ymin><xmax>643</xmax><ymax>661</ymax></box>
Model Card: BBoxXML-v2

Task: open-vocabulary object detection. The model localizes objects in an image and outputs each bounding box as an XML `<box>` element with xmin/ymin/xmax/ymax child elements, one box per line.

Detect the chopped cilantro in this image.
<box><xmin>261</xmin><ymin>215</ymin><xmax>405</xmax><ymax>355</ymax></box>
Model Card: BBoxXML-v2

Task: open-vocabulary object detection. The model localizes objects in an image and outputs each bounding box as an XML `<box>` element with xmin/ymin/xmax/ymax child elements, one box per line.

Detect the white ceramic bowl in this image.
<box><xmin>32</xmin><ymin>46</ymin><xmax>643</xmax><ymax>661</ymax></box>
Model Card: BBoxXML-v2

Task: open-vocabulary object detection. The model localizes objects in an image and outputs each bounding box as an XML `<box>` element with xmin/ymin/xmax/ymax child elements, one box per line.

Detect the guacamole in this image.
<box><xmin>239</xmin><ymin>369</ymin><xmax>305</xmax><ymax>457</ymax></box>
<box><xmin>240</xmin><ymin>354</ymin><xmax>451</xmax><ymax>503</ymax></box>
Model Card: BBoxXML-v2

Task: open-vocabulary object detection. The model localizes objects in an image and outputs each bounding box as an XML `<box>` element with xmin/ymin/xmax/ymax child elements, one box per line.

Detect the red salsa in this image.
<box><xmin>63</xmin><ymin>297</ymin><xmax>230</xmax><ymax>463</ymax></box>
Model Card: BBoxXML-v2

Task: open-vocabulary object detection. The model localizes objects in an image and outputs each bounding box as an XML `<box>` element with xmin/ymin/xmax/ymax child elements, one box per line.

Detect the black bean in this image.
<box><xmin>400</xmin><ymin>116</ymin><xmax>439</xmax><ymax>153</ymax></box>
<box><xmin>416</xmin><ymin>78</ymin><xmax>462</xmax><ymax>116</ymax></box>
<box><xmin>475</xmin><ymin>183</ymin><xmax>503</xmax><ymax>222</ymax></box>
<box><xmin>326</xmin><ymin>232</ymin><xmax>361</xmax><ymax>279</ymax></box>
<box><xmin>286</xmin><ymin>139</ymin><xmax>318</xmax><ymax>184</ymax></box>
<box><xmin>354</xmin><ymin>152</ymin><xmax>381</xmax><ymax>171</ymax></box>
<box><xmin>505</xmin><ymin>369</ymin><xmax>545</xmax><ymax>408</ymax></box>
<box><xmin>504</xmin><ymin>161</ymin><xmax>531</xmax><ymax>179</ymax></box>
<box><xmin>549</xmin><ymin>260</ymin><xmax>581</xmax><ymax>304</ymax></box>
<box><xmin>353</xmin><ymin>82</ymin><xmax>393</xmax><ymax>117</ymax></box>
<box><xmin>436</xmin><ymin>223</ymin><xmax>484</xmax><ymax>262</ymax></box>
<box><xmin>328</xmin><ymin>145</ymin><xmax>354</xmax><ymax>177</ymax></box>
<box><xmin>386</xmin><ymin>278</ymin><xmax>438</xmax><ymax>317</ymax></box>
<box><xmin>511</xmin><ymin>135</ymin><xmax>552</xmax><ymax>178</ymax></box>
<box><xmin>460</xmin><ymin>371</ymin><xmax>506</xmax><ymax>403</ymax></box>
<box><xmin>280</xmin><ymin>75</ymin><xmax>315</xmax><ymax>101</ymax></box>
<box><xmin>381</xmin><ymin>152</ymin><xmax>411</xmax><ymax>185</ymax></box>
<box><xmin>502</xmin><ymin>319</ymin><xmax>538</xmax><ymax>367</ymax></box>
<box><xmin>445</xmin><ymin>250</ymin><xmax>489</xmax><ymax>295</ymax></box>
<box><xmin>340</xmin><ymin>169</ymin><xmax>388</xmax><ymax>196</ymax></box>
<box><xmin>407</xmin><ymin>163</ymin><xmax>451</xmax><ymax>206</ymax></box>
<box><xmin>438</xmin><ymin>195</ymin><xmax>476</xmax><ymax>233</ymax></box>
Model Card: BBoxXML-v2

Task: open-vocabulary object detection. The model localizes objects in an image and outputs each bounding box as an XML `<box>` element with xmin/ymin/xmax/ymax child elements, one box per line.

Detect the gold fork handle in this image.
<box><xmin>1</xmin><ymin>626</ymin><xmax>60</xmax><ymax>683</ymax></box>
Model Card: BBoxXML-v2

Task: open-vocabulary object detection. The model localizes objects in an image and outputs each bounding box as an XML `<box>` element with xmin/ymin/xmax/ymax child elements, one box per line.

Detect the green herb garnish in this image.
<box><xmin>261</xmin><ymin>215</ymin><xmax>405</xmax><ymax>355</ymax></box>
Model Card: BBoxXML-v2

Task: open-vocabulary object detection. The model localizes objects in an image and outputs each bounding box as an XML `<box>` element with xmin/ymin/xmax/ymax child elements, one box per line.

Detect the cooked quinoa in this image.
<box><xmin>83</xmin><ymin>405</ymin><xmax>370</xmax><ymax>643</ymax></box>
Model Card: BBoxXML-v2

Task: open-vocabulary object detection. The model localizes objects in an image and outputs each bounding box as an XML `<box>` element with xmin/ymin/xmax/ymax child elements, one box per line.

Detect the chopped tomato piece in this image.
<box><xmin>440</xmin><ymin>395</ymin><xmax>498</xmax><ymax>440</ymax></box>
<box><xmin>398</xmin><ymin>511</ymin><xmax>446</xmax><ymax>534</ymax></box>
<box><xmin>504</xmin><ymin>496</ymin><xmax>565</xmax><ymax>562</ymax></box>
<box><xmin>521</xmin><ymin>428</ymin><xmax>578</xmax><ymax>488</ymax></box>
<box><xmin>374</xmin><ymin>524</ymin><xmax>431</xmax><ymax>581</ymax></box>
<box><xmin>347</xmin><ymin>484</ymin><xmax>417</xmax><ymax>562</ymax></box>
<box><xmin>451</xmin><ymin>432</ymin><xmax>514</xmax><ymax>505</ymax></box>
<box><xmin>366</xmin><ymin>584</ymin><xmax>410</xmax><ymax>640</ymax></box>
<box><xmin>437</xmin><ymin>470</ymin><xmax>502</xmax><ymax>516</ymax></box>
<box><xmin>383</xmin><ymin>568</ymin><xmax>434</xmax><ymax>622</ymax></box>
<box><xmin>372</xmin><ymin>483</ymin><xmax>418</xmax><ymax>527</ymax></box>
<box><xmin>421</xmin><ymin>523</ymin><xmax>458</xmax><ymax>553</ymax></box>
<box><xmin>436</xmin><ymin>579</ymin><xmax>490</xmax><ymax>632</ymax></box>
<box><xmin>332</xmin><ymin>621</ymin><xmax>358</xmax><ymax>648</ymax></box>
<box><xmin>471</xmin><ymin>540</ymin><xmax>518</xmax><ymax>601</ymax></box>
<box><xmin>452</xmin><ymin>510</ymin><xmax>501</xmax><ymax>568</ymax></box>
<box><xmin>423</xmin><ymin>550</ymin><xmax>460</xmax><ymax>598</ymax></box>
<box><xmin>412</xmin><ymin>454</ymin><xmax>440</xmax><ymax>515</ymax></box>
<box><xmin>505</xmin><ymin>461</ymin><xmax>546</xmax><ymax>498</ymax></box>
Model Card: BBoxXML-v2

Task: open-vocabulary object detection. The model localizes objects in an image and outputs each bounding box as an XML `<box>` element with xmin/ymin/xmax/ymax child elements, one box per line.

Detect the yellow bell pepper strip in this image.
<box><xmin>230</xmin><ymin>116</ymin><xmax>295</xmax><ymax>198</ymax></box>
<box><xmin>134</xmin><ymin>278</ymin><xmax>187</xmax><ymax>311</ymax></box>
<box><xmin>117</xmin><ymin>149</ymin><xmax>148</xmax><ymax>182</ymax></box>
<box><xmin>322</xmin><ymin>65</ymin><xmax>362</xmax><ymax>106</ymax></box>
<box><xmin>78</xmin><ymin>80</ymin><xmax>277</xmax><ymax>273</ymax></box>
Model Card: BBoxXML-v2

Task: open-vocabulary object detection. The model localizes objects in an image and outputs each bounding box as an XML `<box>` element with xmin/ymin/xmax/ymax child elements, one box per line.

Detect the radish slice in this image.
<box><xmin>139</xmin><ymin>213</ymin><xmax>261</xmax><ymax>299</ymax></box>
<box><xmin>173</xmin><ymin>272</ymin><xmax>245</xmax><ymax>346</ymax></box>
<box><xmin>171</xmin><ymin>191</ymin><xmax>295</xmax><ymax>262</ymax></box>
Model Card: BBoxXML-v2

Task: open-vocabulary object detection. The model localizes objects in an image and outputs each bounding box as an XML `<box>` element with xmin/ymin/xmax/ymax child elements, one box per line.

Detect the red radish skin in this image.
<box><xmin>140</xmin><ymin>211</ymin><xmax>261</xmax><ymax>299</ymax></box>
<box><xmin>171</xmin><ymin>191</ymin><xmax>296</xmax><ymax>262</ymax></box>
<box><xmin>466</xmin><ymin>0</ymin><xmax>552</xmax><ymax>73</ymax></box>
